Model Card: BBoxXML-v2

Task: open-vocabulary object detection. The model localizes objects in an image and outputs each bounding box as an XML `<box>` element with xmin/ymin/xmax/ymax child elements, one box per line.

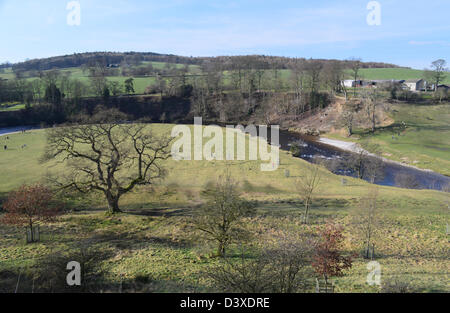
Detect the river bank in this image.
<box><xmin>277</xmin><ymin>129</ymin><xmax>450</xmax><ymax>190</ymax></box>
<box><xmin>318</xmin><ymin>136</ymin><xmax>444</xmax><ymax>175</ymax></box>
<box><xmin>0</xmin><ymin>126</ymin><xmax>36</xmax><ymax>137</ymax></box>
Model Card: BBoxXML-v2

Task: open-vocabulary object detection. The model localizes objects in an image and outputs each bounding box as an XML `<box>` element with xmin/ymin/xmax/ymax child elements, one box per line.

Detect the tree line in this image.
<box><xmin>11</xmin><ymin>51</ymin><xmax>401</xmax><ymax>72</ymax></box>
<box><xmin>2</xmin><ymin>57</ymin><xmax>447</xmax><ymax>129</ymax></box>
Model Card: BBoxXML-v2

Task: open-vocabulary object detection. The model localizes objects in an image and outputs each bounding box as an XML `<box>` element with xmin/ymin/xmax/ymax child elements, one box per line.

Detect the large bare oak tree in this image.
<box><xmin>42</xmin><ymin>109</ymin><xmax>172</xmax><ymax>213</ymax></box>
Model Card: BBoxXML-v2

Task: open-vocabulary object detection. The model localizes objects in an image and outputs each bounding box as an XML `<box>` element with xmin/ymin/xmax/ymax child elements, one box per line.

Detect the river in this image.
<box><xmin>0</xmin><ymin>126</ymin><xmax>36</xmax><ymax>137</ymax></box>
<box><xmin>277</xmin><ymin>129</ymin><xmax>450</xmax><ymax>191</ymax></box>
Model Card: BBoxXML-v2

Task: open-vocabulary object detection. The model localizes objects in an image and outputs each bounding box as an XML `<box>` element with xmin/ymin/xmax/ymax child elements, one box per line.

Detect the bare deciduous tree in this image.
<box><xmin>194</xmin><ymin>173</ymin><xmax>256</xmax><ymax>257</ymax></box>
<box><xmin>341</xmin><ymin>110</ymin><xmax>354</xmax><ymax>137</ymax></box>
<box><xmin>342</xmin><ymin>143</ymin><xmax>384</xmax><ymax>183</ymax></box>
<box><xmin>88</xmin><ymin>63</ymin><xmax>108</xmax><ymax>96</ymax></box>
<box><xmin>350</xmin><ymin>58</ymin><xmax>362</xmax><ymax>97</ymax></box>
<box><xmin>340</xmin><ymin>100</ymin><xmax>361</xmax><ymax>137</ymax></box>
<box><xmin>352</xmin><ymin>188</ymin><xmax>381</xmax><ymax>258</ymax></box>
<box><xmin>207</xmin><ymin>237</ymin><xmax>313</xmax><ymax>293</ymax></box>
<box><xmin>323</xmin><ymin>60</ymin><xmax>345</xmax><ymax>96</ymax></box>
<box><xmin>289</xmin><ymin>58</ymin><xmax>306</xmax><ymax>116</ymax></box>
<box><xmin>364</xmin><ymin>151</ymin><xmax>385</xmax><ymax>184</ymax></box>
<box><xmin>297</xmin><ymin>164</ymin><xmax>322</xmax><ymax>224</ymax></box>
<box><xmin>344</xmin><ymin>150</ymin><xmax>367</xmax><ymax>180</ymax></box>
<box><xmin>362</xmin><ymin>89</ymin><xmax>383</xmax><ymax>133</ymax></box>
<box><xmin>42</xmin><ymin>108</ymin><xmax>172</xmax><ymax>214</ymax></box>
<box><xmin>429</xmin><ymin>59</ymin><xmax>447</xmax><ymax>91</ymax></box>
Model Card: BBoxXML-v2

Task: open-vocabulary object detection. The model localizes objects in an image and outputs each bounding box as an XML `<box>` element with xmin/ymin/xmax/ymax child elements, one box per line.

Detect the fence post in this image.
<box><xmin>15</xmin><ymin>271</ymin><xmax>21</xmax><ymax>293</ymax></box>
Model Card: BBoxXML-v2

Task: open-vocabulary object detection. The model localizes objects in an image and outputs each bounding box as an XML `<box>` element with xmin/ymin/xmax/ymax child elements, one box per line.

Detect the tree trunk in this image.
<box><xmin>324</xmin><ymin>275</ymin><xmax>329</xmax><ymax>293</ymax></box>
<box><xmin>106</xmin><ymin>194</ymin><xmax>121</xmax><ymax>214</ymax></box>
<box><xmin>303</xmin><ymin>200</ymin><xmax>310</xmax><ymax>224</ymax></box>
<box><xmin>347</xmin><ymin>124</ymin><xmax>353</xmax><ymax>137</ymax></box>
<box><xmin>218</xmin><ymin>242</ymin><xmax>226</xmax><ymax>258</ymax></box>
<box><xmin>365</xmin><ymin>240</ymin><xmax>371</xmax><ymax>259</ymax></box>
<box><xmin>29</xmin><ymin>221</ymin><xmax>34</xmax><ymax>243</ymax></box>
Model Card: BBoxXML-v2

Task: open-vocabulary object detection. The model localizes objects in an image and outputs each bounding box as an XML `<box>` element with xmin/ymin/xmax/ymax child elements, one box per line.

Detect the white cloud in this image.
<box><xmin>409</xmin><ymin>41</ymin><xmax>450</xmax><ymax>47</ymax></box>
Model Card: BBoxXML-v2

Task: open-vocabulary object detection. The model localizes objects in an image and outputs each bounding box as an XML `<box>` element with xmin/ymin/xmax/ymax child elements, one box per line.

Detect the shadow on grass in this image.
<box><xmin>125</xmin><ymin>206</ymin><xmax>193</xmax><ymax>217</ymax></box>
<box><xmin>0</xmin><ymin>191</ymin><xmax>8</xmax><ymax>211</ymax></box>
<box><xmin>82</xmin><ymin>224</ymin><xmax>195</xmax><ymax>251</ymax></box>
<box><xmin>242</xmin><ymin>180</ymin><xmax>283</xmax><ymax>194</ymax></box>
<box><xmin>0</xmin><ymin>268</ymin><xmax>205</xmax><ymax>293</ymax></box>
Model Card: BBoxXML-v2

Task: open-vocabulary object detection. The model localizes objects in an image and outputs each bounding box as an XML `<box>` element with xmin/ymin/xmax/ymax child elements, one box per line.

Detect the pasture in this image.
<box><xmin>0</xmin><ymin>125</ymin><xmax>449</xmax><ymax>293</ymax></box>
<box><xmin>357</xmin><ymin>68</ymin><xmax>450</xmax><ymax>85</ymax></box>
<box><xmin>325</xmin><ymin>103</ymin><xmax>450</xmax><ymax>176</ymax></box>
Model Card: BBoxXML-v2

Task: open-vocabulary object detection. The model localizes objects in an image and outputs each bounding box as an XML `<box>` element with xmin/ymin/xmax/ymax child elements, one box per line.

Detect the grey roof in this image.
<box><xmin>370</xmin><ymin>79</ymin><xmax>405</xmax><ymax>83</ymax></box>
<box><xmin>405</xmin><ymin>79</ymin><xmax>423</xmax><ymax>83</ymax></box>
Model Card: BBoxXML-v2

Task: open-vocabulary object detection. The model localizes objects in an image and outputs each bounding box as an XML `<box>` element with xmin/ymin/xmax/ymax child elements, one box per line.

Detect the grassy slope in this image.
<box><xmin>325</xmin><ymin>103</ymin><xmax>450</xmax><ymax>176</ymax></box>
<box><xmin>0</xmin><ymin>126</ymin><xmax>449</xmax><ymax>292</ymax></box>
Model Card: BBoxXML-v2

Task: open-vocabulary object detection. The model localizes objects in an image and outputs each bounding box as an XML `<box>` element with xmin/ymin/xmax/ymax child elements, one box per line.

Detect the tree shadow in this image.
<box><xmin>125</xmin><ymin>206</ymin><xmax>195</xmax><ymax>217</ymax></box>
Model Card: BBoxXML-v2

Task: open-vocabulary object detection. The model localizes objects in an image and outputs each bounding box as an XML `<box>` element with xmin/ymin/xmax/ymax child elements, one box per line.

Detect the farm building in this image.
<box><xmin>427</xmin><ymin>84</ymin><xmax>436</xmax><ymax>91</ymax></box>
<box><xmin>365</xmin><ymin>80</ymin><xmax>405</xmax><ymax>88</ymax></box>
<box><xmin>342</xmin><ymin>80</ymin><xmax>354</xmax><ymax>88</ymax></box>
<box><xmin>342</xmin><ymin>80</ymin><xmax>363</xmax><ymax>88</ymax></box>
<box><xmin>436</xmin><ymin>84</ymin><xmax>449</xmax><ymax>94</ymax></box>
<box><xmin>404</xmin><ymin>79</ymin><xmax>426</xmax><ymax>91</ymax></box>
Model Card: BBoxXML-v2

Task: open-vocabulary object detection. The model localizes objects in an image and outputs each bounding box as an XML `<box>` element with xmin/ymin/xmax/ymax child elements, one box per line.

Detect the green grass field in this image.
<box><xmin>2</xmin><ymin>64</ymin><xmax>448</xmax><ymax>100</ymax></box>
<box><xmin>356</xmin><ymin>68</ymin><xmax>450</xmax><ymax>84</ymax></box>
<box><xmin>0</xmin><ymin>125</ymin><xmax>449</xmax><ymax>293</ymax></box>
<box><xmin>0</xmin><ymin>62</ymin><xmax>201</xmax><ymax>96</ymax></box>
<box><xmin>325</xmin><ymin>103</ymin><xmax>450</xmax><ymax>176</ymax></box>
<box><xmin>0</xmin><ymin>102</ymin><xmax>26</xmax><ymax>112</ymax></box>
<box><xmin>0</xmin><ymin>68</ymin><xmax>15</xmax><ymax>80</ymax></box>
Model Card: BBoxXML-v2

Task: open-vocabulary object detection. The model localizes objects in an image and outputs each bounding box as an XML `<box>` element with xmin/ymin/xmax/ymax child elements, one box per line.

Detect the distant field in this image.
<box><xmin>2</xmin><ymin>64</ymin><xmax>449</xmax><ymax>92</ymax></box>
<box><xmin>0</xmin><ymin>68</ymin><xmax>15</xmax><ymax>80</ymax></box>
<box><xmin>1</xmin><ymin>64</ymin><xmax>449</xmax><ymax>101</ymax></box>
<box><xmin>0</xmin><ymin>62</ymin><xmax>202</xmax><ymax>95</ymax></box>
<box><xmin>354</xmin><ymin>68</ymin><xmax>450</xmax><ymax>84</ymax></box>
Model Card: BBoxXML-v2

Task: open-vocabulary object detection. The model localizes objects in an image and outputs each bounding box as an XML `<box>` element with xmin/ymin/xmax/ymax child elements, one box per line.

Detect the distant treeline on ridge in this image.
<box><xmin>9</xmin><ymin>52</ymin><xmax>403</xmax><ymax>72</ymax></box>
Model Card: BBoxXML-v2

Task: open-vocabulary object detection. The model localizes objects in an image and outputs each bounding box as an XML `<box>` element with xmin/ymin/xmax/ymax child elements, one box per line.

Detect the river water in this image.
<box><xmin>277</xmin><ymin>130</ymin><xmax>450</xmax><ymax>191</ymax></box>
<box><xmin>0</xmin><ymin>126</ymin><xmax>36</xmax><ymax>136</ymax></box>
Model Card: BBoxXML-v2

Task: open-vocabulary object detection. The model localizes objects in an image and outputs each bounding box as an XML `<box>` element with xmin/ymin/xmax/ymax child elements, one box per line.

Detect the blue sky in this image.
<box><xmin>0</xmin><ymin>0</ymin><xmax>449</xmax><ymax>68</ymax></box>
